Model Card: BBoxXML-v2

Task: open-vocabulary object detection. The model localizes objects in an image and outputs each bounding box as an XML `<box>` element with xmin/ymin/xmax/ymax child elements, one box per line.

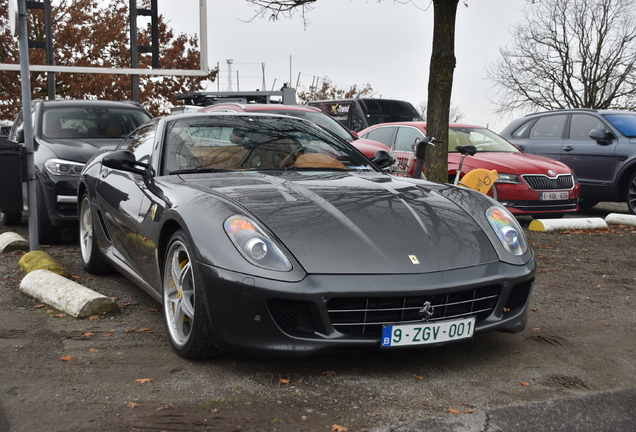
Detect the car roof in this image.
<box><xmin>364</xmin><ymin>121</ymin><xmax>490</xmax><ymax>130</ymax></box>
<box><xmin>202</xmin><ymin>103</ymin><xmax>323</xmax><ymax>113</ymax></box>
<box><xmin>35</xmin><ymin>99</ymin><xmax>145</xmax><ymax>109</ymax></box>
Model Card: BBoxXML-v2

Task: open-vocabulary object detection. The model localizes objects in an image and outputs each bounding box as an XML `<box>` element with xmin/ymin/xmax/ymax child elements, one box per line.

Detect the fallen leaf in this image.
<box><xmin>88</xmin><ymin>348</ymin><xmax>99</xmax><ymax>353</ymax></box>
<box><xmin>83</xmin><ymin>332</ymin><xmax>96</xmax><ymax>336</ymax></box>
<box><xmin>136</xmin><ymin>378</ymin><xmax>153</xmax><ymax>384</ymax></box>
<box><xmin>301</xmin><ymin>415</ymin><xmax>307</xmax><ymax>421</ymax></box>
<box><xmin>279</xmin><ymin>379</ymin><xmax>291</xmax><ymax>384</ymax></box>
<box><xmin>520</xmin><ymin>381</ymin><xmax>530</xmax><ymax>386</ymax></box>
<box><xmin>604</xmin><ymin>323</ymin><xmax>611</xmax><ymax>326</ymax></box>
<box><xmin>512</xmin><ymin>350</ymin><xmax>520</xmax><ymax>354</ymax></box>
<box><xmin>322</xmin><ymin>370</ymin><xmax>337</xmax><ymax>376</ymax></box>
<box><xmin>61</xmin><ymin>356</ymin><xmax>72</xmax><ymax>361</ymax></box>
<box><xmin>110</xmin><ymin>297</ymin><xmax>119</xmax><ymax>300</ymax></box>
<box><xmin>448</xmin><ymin>407</ymin><xmax>462</xmax><ymax>414</ymax></box>
<box><xmin>531</xmin><ymin>308</ymin><xmax>538</xmax><ymax>312</ymax></box>
<box><xmin>71</xmin><ymin>275</ymin><xmax>80</xmax><ymax>279</ymax></box>
<box><xmin>53</xmin><ymin>313</ymin><xmax>67</xmax><ymax>318</ymax></box>
<box><xmin>128</xmin><ymin>402</ymin><xmax>140</xmax><ymax>408</ymax></box>
<box><xmin>412</xmin><ymin>374</ymin><xmax>424</xmax><ymax>380</ymax></box>
<box><xmin>88</xmin><ymin>315</ymin><xmax>99</xmax><ymax>320</ymax></box>
<box><xmin>119</xmin><ymin>302</ymin><xmax>132</xmax><ymax>307</ymax></box>
<box><xmin>105</xmin><ymin>333</ymin><xmax>114</xmax><ymax>337</ymax></box>
<box><xmin>34</xmin><ymin>304</ymin><xmax>44</xmax><ymax>309</ymax></box>
<box><xmin>332</xmin><ymin>425</ymin><xmax>348</xmax><ymax>432</ymax></box>
<box><xmin>156</xmin><ymin>403</ymin><xmax>175</xmax><ymax>411</ymax></box>
<box><xmin>125</xmin><ymin>329</ymin><xmax>136</xmax><ymax>333</ymax></box>
<box><xmin>138</xmin><ymin>328</ymin><xmax>151</xmax><ymax>332</ymax></box>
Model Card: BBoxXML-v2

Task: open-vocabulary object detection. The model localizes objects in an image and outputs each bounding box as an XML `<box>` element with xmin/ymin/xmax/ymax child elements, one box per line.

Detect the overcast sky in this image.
<box><xmin>159</xmin><ymin>0</ymin><xmax>529</xmax><ymax>133</ymax></box>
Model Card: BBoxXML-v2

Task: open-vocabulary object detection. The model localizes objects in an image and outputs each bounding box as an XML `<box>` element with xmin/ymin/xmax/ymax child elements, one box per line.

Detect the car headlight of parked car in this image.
<box><xmin>224</xmin><ymin>215</ymin><xmax>293</xmax><ymax>272</ymax></box>
<box><xmin>486</xmin><ymin>206</ymin><xmax>528</xmax><ymax>256</ymax></box>
<box><xmin>44</xmin><ymin>158</ymin><xmax>85</xmax><ymax>176</ymax></box>
<box><xmin>495</xmin><ymin>173</ymin><xmax>522</xmax><ymax>184</ymax></box>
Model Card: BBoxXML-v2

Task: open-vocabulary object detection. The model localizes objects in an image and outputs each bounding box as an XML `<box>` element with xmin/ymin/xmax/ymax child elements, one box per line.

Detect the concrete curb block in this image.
<box><xmin>20</xmin><ymin>269</ymin><xmax>120</xmax><ymax>318</ymax></box>
<box><xmin>0</xmin><ymin>232</ymin><xmax>29</xmax><ymax>252</ymax></box>
<box><xmin>529</xmin><ymin>217</ymin><xmax>608</xmax><ymax>232</ymax></box>
<box><xmin>18</xmin><ymin>250</ymin><xmax>70</xmax><ymax>277</ymax></box>
<box><xmin>605</xmin><ymin>213</ymin><xmax>636</xmax><ymax>226</ymax></box>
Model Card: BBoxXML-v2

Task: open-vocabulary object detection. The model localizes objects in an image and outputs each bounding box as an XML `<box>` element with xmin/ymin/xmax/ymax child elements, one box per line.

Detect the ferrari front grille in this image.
<box><xmin>522</xmin><ymin>174</ymin><xmax>574</xmax><ymax>190</ymax></box>
<box><xmin>327</xmin><ymin>285</ymin><xmax>501</xmax><ymax>335</ymax></box>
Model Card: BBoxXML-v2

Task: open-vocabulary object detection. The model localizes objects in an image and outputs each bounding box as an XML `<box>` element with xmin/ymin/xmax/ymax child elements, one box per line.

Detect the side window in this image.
<box><xmin>121</xmin><ymin>125</ymin><xmax>156</xmax><ymax>164</ymax></box>
<box><xmin>528</xmin><ymin>115</ymin><xmax>566</xmax><ymax>140</ymax></box>
<box><xmin>364</xmin><ymin>127</ymin><xmax>396</xmax><ymax>147</ymax></box>
<box><xmin>569</xmin><ymin>114</ymin><xmax>605</xmax><ymax>140</ymax></box>
<box><xmin>394</xmin><ymin>127</ymin><xmax>424</xmax><ymax>152</ymax></box>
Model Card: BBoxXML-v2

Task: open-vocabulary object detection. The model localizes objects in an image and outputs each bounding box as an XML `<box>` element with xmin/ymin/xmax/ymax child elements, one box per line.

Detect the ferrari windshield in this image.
<box><xmin>163</xmin><ymin>115</ymin><xmax>375</xmax><ymax>174</ymax></box>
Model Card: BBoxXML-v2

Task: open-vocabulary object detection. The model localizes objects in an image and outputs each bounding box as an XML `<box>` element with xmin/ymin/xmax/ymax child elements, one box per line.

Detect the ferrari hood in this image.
<box><xmin>451</xmin><ymin>152</ymin><xmax>572</xmax><ymax>175</ymax></box>
<box><xmin>183</xmin><ymin>172</ymin><xmax>500</xmax><ymax>274</ymax></box>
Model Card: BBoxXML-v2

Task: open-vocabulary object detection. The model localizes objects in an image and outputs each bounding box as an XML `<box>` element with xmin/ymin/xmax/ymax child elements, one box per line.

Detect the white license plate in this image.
<box><xmin>541</xmin><ymin>191</ymin><xmax>569</xmax><ymax>201</ymax></box>
<box><xmin>381</xmin><ymin>317</ymin><xmax>475</xmax><ymax>348</ymax></box>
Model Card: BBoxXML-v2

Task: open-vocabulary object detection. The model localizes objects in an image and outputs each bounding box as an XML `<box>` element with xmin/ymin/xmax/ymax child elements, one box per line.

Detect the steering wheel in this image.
<box><xmin>279</xmin><ymin>143</ymin><xmax>306</xmax><ymax>168</ymax></box>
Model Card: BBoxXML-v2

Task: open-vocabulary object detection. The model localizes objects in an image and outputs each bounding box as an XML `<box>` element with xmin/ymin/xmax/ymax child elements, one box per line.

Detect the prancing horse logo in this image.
<box><xmin>419</xmin><ymin>301</ymin><xmax>434</xmax><ymax>321</ymax></box>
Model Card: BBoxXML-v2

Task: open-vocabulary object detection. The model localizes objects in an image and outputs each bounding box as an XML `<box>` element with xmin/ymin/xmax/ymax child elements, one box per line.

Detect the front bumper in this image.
<box><xmin>198</xmin><ymin>259</ymin><xmax>536</xmax><ymax>357</ymax></box>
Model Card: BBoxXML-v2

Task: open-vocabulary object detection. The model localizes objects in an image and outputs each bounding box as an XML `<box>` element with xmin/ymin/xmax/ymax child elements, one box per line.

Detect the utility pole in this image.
<box><xmin>226</xmin><ymin>59</ymin><xmax>234</xmax><ymax>91</ymax></box>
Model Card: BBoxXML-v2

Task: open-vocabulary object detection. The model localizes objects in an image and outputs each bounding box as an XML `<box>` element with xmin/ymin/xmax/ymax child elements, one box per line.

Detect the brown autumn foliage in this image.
<box><xmin>0</xmin><ymin>0</ymin><xmax>218</xmax><ymax>120</ymax></box>
<box><xmin>296</xmin><ymin>77</ymin><xmax>374</xmax><ymax>104</ymax></box>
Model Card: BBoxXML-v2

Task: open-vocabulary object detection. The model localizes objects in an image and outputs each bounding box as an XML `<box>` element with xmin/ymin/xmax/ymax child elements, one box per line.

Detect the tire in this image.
<box><xmin>579</xmin><ymin>199</ymin><xmax>599</xmax><ymax>209</ymax></box>
<box><xmin>79</xmin><ymin>192</ymin><xmax>112</xmax><ymax>274</ymax></box>
<box><xmin>0</xmin><ymin>211</ymin><xmax>22</xmax><ymax>226</ymax></box>
<box><xmin>627</xmin><ymin>172</ymin><xmax>636</xmax><ymax>215</ymax></box>
<box><xmin>163</xmin><ymin>230</ymin><xmax>223</xmax><ymax>359</ymax></box>
<box><xmin>35</xmin><ymin>181</ymin><xmax>62</xmax><ymax>245</ymax></box>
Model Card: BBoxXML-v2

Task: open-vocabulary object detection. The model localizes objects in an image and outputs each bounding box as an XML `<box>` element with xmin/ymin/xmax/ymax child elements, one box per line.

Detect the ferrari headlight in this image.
<box><xmin>486</xmin><ymin>206</ymin><xmax>528</xmax><ymax>256</ymax></box>
<box><xmin>224</xmin><ymin>215</ymin><xmax>292</xmax><ymax>271</ymax></box>
<box><xmin>495</xmin><ymin>173</ymin><xmax>522</xmax><ymax>184</ymax></box>
<box><xmin>44</xmin><ymin>158</ymin><xmax>85</xmax><ymax>176</ymax></box>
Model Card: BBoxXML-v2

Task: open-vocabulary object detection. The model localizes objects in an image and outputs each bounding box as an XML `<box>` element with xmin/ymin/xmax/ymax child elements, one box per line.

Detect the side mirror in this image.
<box><xmin>102</xmin><ymin>150</ymin><xmax>149</xmax><ymax>176</ymax></box>
<box><xmin>589</xmin><ymin>128</ymin><xmax>614</xmax><ymax>145</ymax></box>
<box><xmin>373</xmin><ymin>150</ymin><xmax>397</xmax><ymax>169</ymax></box>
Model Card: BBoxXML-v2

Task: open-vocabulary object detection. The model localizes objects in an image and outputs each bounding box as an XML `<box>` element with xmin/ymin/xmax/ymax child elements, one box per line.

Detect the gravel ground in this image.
<box><xmin>0</xmin><ymin>202</ymin><xmax>634</xmax><ymax>432</ymax></box>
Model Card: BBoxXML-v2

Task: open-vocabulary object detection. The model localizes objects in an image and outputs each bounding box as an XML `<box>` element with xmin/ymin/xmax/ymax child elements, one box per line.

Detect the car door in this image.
<box><xmin>508</xmin><ymin>114</ymin><xmax>567</xmax><ymax>160</ymax></box>
<box><xmin>95</xmin><ymin>124</ymin><xmax>156</xmax><ymax>275</ymax></box>
<box><xmin>561</xmin><ymin>113</ymin><xmax>617</xmax><ymax>188</ymax></box>
<box><xmin>360</xmin><ymin>126</ymin><xmax>398</xmax><ymax>149</ymax></box>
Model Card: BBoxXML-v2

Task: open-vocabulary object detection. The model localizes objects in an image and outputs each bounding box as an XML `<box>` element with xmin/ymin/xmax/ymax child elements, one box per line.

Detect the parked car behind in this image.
<box><xmin>1</xmin><ymin>99</ymin><xmax>152</xmax><ymax>243</ymax></box>
<box><xmin>500</xmin><ymin>108</ymin><xmax>636</xmax><ymax>214</ymax></box>
<box><xmin>78</xmin><ymin>112</ymin><xmax>535</xmax><ymax>358</ymax></box>
<box><xmin>200</xmin><ymin>103</ymin><xmax>394</xmax><ymax>164</ymax></box>
<box><xmin>359</xmin><ymin>122</ymin><xmax>580</xmax><ymax>218</ymax></box>
<box><xmin>308</xmin><ymin>98</ymin><xmax>423</xmax><ymax>132</ymax></box>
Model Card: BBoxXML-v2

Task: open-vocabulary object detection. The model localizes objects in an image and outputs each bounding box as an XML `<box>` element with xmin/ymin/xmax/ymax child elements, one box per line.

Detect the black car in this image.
<box><xmin>2</xmin><ymin>99</ymin><xmax>152</xmax><ymax>243</ymax></box>
<box><xmin>78</xmin><ymin>112</ymin><xmax>536</xmax><ymax>358</ymax></box>
<box><xmin>500</xmin><ymin>108</ymin><xmax>636</xmax><ymax>214</ymax></box>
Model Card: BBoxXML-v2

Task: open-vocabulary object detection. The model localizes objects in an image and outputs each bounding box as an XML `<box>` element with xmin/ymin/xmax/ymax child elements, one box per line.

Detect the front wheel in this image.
<box><xmin>627</xmin><ymin>172</ymin><xmax>636</xmax><ymax>214</ymax></box>
<box><xmin>163</xmin><ymin>230</ymin><xmax>223</xmax><ymax>359</ymax></box>
<box><xmin>79</xmin><ymin>192</ymin><xmax>112</xmax><ymax>274</ymax></box>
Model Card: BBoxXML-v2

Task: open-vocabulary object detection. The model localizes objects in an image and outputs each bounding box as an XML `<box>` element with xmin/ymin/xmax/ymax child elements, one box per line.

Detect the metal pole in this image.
<box><xmin>44</xmin><ymin>0</ymin><xmax>54</xmax><ymax>99</ymax></box>
<box><xmin>18</xmin><ymin>0</ymin><xmax>39</xmax><ymax>250</ymax></box>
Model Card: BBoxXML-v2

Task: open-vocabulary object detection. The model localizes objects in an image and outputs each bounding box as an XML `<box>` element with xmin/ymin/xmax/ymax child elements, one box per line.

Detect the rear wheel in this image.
<box><xmin>0</xmin><ymin>211</ymin><xmax>22</xmax><ymax>226</ymax></box>
<box><xmin>163</xmin><ymin>230</ymin><xmax>223</xmax><ymax>359</ymax></box>
<box><xmin>79</xmin><ymin>192</ymin><xmax>112</xmax><ymax>274</ymax></box>
<box><xmin>627</xmin><ymin>172</ymin><xmax>636</xmax><ymax>215</ymax></box>
<box><xmin>36</xmin><ymin>181</ymin><xmax>62</xmax><ymax>245</ymax></box>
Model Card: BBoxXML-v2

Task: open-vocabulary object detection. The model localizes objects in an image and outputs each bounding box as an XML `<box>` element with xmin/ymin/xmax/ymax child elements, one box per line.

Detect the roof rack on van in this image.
<box><xmin>174</xmin><ymin>85</ymin><xmax>297</xmax><ymax>108</ymax></box>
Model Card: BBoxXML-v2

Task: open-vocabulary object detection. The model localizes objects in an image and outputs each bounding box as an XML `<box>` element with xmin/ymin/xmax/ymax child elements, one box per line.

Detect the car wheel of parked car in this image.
<box><xmin>0</xmin><ymin>211</ymin><xmax>22</xmax><ymax>226</ymax></box>
<box><xmin>578</xmin><ymin>199</ymin><xmax>599</xmax><ymax>209</ymax></box>
<box><xmin>627</xmin><ymin>172</ymin><xmax>636</xmax><ymax>215</ymax></box>
<box><xmin>79</xmin><ymin>192</ymin><xmax>112</xmax><ymax>274</ymax></box>
<box><xmin>36</xmin><ymin>181</ymin><xmax>62</xmax><ymax>245</ymax></box>
<box><xmin>163</xmin><ymin>230</ymin><xmax>223</xmax><ymax>359</ymax></box>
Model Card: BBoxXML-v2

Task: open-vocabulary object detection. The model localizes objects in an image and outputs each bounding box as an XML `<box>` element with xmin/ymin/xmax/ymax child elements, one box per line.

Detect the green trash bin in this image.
<box><xmin>0</xmin><ymin>137</ymin><xmax>24</xmax><ymax>214</ymax></box>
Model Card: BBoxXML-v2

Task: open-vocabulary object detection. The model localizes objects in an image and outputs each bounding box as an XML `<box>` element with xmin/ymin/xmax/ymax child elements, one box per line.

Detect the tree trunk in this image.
<box><xmin>425</xmin><ymin>0</ymin><xmax>458</xmax><ymax>183</ymax></box>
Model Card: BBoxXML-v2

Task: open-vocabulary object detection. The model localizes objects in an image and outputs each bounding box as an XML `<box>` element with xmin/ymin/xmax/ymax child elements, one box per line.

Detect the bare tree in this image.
<box><xmin>246</xmin><ymin>0</ymin><xmax>460</xmax><ymax>183</ymax></box>
<box><xmin>488</xmin><ymin>0</ymin><xmax>636</xmax><ymax>115</ymax></box>
<box><xmin>297</xmin><ymin>77</ymin><xmax>375</xmax><ymax>104</ymax></box>
<box><xmin>417</xmin><ymin>101</ymin><xmax>465</xmax><ymax>123</ymax></box>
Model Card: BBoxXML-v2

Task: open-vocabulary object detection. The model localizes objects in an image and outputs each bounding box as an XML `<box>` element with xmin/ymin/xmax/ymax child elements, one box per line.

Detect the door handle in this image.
<box><xmin>563</xmin><ymin>146</ymin><xmax>574</xmax><ymax>152</ymax></box>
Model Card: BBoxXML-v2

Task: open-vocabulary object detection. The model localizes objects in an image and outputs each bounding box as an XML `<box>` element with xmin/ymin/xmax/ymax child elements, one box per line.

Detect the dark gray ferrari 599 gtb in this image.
<box><xmin>78</xmin><ymin>112</ymin><xmax>536</xmax><ymax>358</ymax></box>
